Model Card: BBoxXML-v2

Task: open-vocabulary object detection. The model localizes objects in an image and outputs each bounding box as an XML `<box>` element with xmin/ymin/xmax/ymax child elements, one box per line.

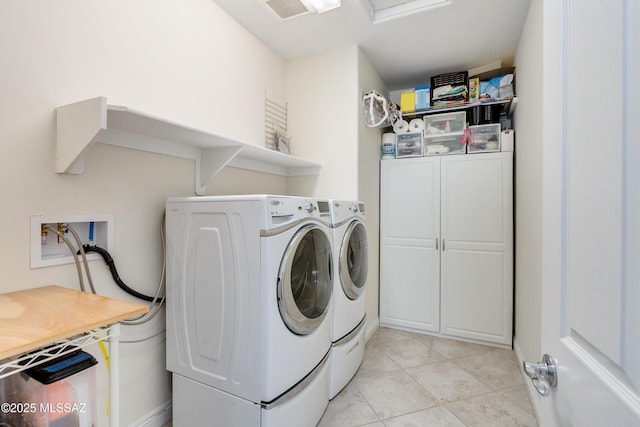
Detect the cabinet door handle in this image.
<box><xmin>436</xmin><ymin>238</ymin><xmax>439</xmax><ymax>251</ymax></box>
<box><xmin>442</xmin><ymin>239</ymin><xmax>445</xmax><ymax>251</ymax></box>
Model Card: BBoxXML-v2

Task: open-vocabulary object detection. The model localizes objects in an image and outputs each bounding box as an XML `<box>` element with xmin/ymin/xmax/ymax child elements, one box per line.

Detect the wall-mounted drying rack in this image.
<box><xmin>56</xmin><ymin>97</ymin><xmax>321</xmax><ymax>195</ymax></box>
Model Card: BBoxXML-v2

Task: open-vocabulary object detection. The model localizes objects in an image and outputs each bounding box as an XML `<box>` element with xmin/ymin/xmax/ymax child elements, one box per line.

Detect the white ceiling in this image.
<box><xmin>211</xmin><ymin>0</ymin><xmax>532</xmax><ymax>90</ymax></box>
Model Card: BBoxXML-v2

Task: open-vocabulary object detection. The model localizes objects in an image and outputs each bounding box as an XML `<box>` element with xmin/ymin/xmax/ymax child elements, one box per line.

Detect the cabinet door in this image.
<box><xmin>380</xmin><ymin>157</ymin><xmax>441</xmax><ymax>332</ymax></box>
<box><xmin>439</xmin><ymin>153</ymin><xmax>513</xmax><ymax>345</ymax></box>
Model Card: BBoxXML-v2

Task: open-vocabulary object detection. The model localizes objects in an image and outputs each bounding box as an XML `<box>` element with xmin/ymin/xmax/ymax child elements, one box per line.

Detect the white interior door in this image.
<box><xmin>537</xmin><ymin>0</ymin><xmax>640</xmax><ymax>425</ymax></box>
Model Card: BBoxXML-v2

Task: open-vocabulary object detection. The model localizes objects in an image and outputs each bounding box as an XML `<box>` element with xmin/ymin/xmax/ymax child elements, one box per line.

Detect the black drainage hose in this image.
<box><xmin>80</xmin><ymin>244</ymin><xmax>160</xmax><ymax>302</ymax></box>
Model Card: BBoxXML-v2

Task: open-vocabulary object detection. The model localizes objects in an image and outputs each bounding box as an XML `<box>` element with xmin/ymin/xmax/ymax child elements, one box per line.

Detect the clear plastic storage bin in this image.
<box><xmin>423</xmin><ymin>111</ymin><xmax>466</xmax><ymax>136</ymax></box>
<box><xmin>467</xmin><ymin>124</ymin><xmax>501</xmax><ymax>153</ymax></box>
<box><xmin>395</xmin><ymin>132</ymin><xmax>423</xmax><ymax>158</ymax></box>
<box><xmin>0</xmin><ymin>349</ymin><xmax>98</xmax><ymax>427</ymax></box>
<box><xmin>424</xmin><ymin>133</ymin><xmax>466</xmax><ymax>156</ymax></box>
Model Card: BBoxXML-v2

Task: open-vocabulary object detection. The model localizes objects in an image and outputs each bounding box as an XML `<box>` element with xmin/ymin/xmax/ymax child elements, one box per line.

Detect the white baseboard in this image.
<box><xmin>129</xmin><ymin>400</ymin><xmax>172</xmax><ymax>427</ymax></box>
<box><xmin>513</xmin><ymin>337</ymin><xmax>541</xmax><ymax>426</ymax></box>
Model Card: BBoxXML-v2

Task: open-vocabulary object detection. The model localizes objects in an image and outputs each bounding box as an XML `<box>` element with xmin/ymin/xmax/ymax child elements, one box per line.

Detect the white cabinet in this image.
<box><xmin>380</xmin><ymin>152</ymin><xmax>513</xmax><ymax>346</ymax></box>
<box><xmin>380</xmin><ymin>157</ymin><xmax>441</xmax><ymax>333</ymax></box>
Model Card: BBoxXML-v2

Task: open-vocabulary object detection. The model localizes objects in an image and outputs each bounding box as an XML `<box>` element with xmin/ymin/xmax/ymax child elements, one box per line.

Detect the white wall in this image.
<box><xmin>286</xmin><ymin>46</ymin><xmax>386</xmax><ymax>337</ymax></box>
<box><xmin>357</xmin><ymin>49</ymin><xmax>387</xmax><ymax>335</ymax></box>
<box><xmin>513</xmin><ymin>0</ymin><xmax>543</xmax><ymax>362</ymax></box>
<box><xmin>286</xmin><ymin>46</ymin><xmax>360</xmax><ymax>199</ymax></box>
<box><xmin>0</xmin><ymin>1</ymin><xmax>288</xmax><ymax>424</ymax></box>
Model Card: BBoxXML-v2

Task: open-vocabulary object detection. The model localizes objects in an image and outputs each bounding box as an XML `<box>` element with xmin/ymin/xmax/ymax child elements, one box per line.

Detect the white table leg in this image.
<box><xmin>108</xmin><ymin>323</ymin><xmax>121</xmax><ymax>427</ymax></box>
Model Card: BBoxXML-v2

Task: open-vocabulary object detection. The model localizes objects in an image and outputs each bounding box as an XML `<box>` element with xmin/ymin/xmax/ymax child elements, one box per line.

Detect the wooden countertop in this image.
<box><xmin>0</xmin><ymin>285</ymin><xmax>149</xmax><ymax>360</ymax></box>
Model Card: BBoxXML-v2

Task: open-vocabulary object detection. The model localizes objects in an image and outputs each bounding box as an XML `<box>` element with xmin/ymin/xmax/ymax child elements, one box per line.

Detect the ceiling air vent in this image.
<box><xmin>263</xmin><ymin>0</ymin><xmax>311</xmax><ymax>19</ymax></box>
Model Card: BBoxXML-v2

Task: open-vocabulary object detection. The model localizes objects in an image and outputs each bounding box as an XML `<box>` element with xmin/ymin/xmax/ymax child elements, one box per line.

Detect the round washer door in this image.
<box><xmin>277</xmin><ymin>224</ymin><xmax>333</xmax><ymax>335</ymax></box>
<box><xmin>339</xmin><ymin>221</ymin><xmax>368</xmax><ymax>300</ymax></box>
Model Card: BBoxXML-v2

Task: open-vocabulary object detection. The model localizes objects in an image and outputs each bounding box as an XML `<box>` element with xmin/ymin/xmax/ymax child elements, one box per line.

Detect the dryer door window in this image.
<box><xmin>278</xmin><ymin>225</ymin><xmax>333</xmax><ymax>335</ymax></box>
<box><xmin>340</xmin><ymin>221</ymin><xmax>368</xmax><ymax>300</ymax></box>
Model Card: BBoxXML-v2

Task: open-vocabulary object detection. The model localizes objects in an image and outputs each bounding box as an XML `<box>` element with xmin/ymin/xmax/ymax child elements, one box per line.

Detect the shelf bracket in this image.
<box><xmin>56</xmin><ymin>97</ymin><xmax>107</xmax><ymax>174</ymax></box>
<box><xmin>198</xmin><ymin>146</ymin><xmax>243</xmax><ymax>195</ymax></box>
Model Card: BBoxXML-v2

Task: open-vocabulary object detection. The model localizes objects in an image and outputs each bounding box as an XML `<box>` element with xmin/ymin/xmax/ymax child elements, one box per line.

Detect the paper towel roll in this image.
<box><xmin>381</xmin><ymin>133</ymin><xmax>396</xmax><ymax>159</ymax></box>
<box><xmin>409</xmin><ymin>118</ymin><xmax>425</xmax><ymax>133</ymax></box>
<box><xmin>393</xmin><ymin>120</ymin><xmax>410</xmax><ymax>134</ymax></box>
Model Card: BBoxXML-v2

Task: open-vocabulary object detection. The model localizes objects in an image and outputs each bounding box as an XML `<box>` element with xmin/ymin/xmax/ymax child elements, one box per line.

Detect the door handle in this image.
<box><xmin>523</xmin><ymin>354</ymin><xmax>557</xmax><ymax>397</ymax></box>
<box><xmin>435</xmin><ymin>238</ymin><xmax>438</xmax><ymax>251</ymax></box>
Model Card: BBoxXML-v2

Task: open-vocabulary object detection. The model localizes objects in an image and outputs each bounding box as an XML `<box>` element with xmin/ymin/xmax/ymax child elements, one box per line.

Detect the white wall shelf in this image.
<box><xmin>401</xmin><ymin>97</ymin><xmax>519</xmax><ymax>119</ymax></box>
<box><xmin>56</xmin><ymin>97</ymin><xmax>321</xmax><ymax>195</ymax></box>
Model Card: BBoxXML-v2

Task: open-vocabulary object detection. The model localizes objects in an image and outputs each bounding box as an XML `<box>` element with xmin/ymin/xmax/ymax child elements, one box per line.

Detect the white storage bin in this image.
<box><xmin>467</xmin><ymin>124</ymin><xmax>501</xmax><ymax>153</ymax></box>
<box><xmin>396</xmin><ymin>132</ymin><xmax>423</xmax><ymax>158</ymax></box>
<box><xmin>424</xmin><ymin>132</ymin><xmax>466</xmax><ymax>156</ymax></box>
<box><xmin>501</xmin><ymin>129</ymin><xmax>514</xmax><ymax>152</ymax></box>
<box><xmin>423</xmin><ymin>111</ymin><xmax>466</xmax><ymax>136</ymax></box>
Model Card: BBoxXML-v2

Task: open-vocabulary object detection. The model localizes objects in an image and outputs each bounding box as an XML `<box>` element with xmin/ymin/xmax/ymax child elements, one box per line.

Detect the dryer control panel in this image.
<box><xmin>267</xmin><ymin>197</ymin><xmax>331</xmax><ymax>226</ymax></box>
<box><xmin>329</xmin><ymin>200</ymin><xmax>367</xmax><ymax>224</ymax></box>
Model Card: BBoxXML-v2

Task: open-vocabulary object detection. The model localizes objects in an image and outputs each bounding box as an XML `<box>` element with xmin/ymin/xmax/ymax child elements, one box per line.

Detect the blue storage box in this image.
<box><xmin>415</xmin><ymin>85</ymin><xmax>430</xmax><ymax>110</ymax></box>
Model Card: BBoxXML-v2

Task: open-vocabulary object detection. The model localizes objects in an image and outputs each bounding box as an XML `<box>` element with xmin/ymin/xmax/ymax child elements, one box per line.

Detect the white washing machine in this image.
<box><xmin>328</xmin><ymin>200</ymin><xmax>368</xmax><ymax>399</ymax></box>
<box><xmin>165</xmin><ymin>195</ymin><xmax>334</xmax><ymax>426</ymax></box>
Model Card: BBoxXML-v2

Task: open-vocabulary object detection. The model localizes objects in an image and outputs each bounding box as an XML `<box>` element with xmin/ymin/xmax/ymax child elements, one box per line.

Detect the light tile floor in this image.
<box><xmin>163</xmin><ymin>327</ymin><xmax>537</xmax><ymax>427</ymax></box>
<box><xmin>318</xmin><ymin>327</ymin><xmax>538</xmax><ymax>427</ymax></box>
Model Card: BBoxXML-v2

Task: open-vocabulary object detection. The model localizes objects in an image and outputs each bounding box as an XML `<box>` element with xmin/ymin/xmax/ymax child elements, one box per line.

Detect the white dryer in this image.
<box><xmin>165</xmin><ymin>195</ymin><xmax>334</xmax><ymax>427</ymax></box>
<box><xmin>328</xmin><ymin>200</ymin><xmax>368</xmax><ymax>399</ymax></box>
